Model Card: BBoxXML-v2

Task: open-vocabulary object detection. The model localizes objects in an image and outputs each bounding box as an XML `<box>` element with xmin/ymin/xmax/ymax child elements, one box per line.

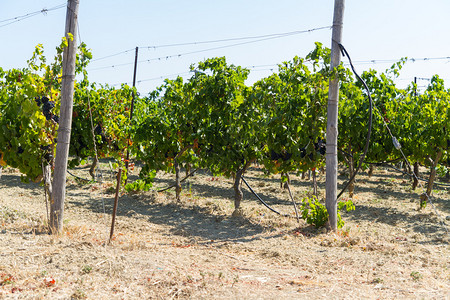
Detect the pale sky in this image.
<box><xmin>1</xmin><ymin>1</ymin><xmax>449</xmax><ymax>94</ymax></box>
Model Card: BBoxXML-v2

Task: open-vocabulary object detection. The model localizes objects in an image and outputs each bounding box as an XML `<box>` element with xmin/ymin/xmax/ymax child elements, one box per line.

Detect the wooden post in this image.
<box><xmin>50</xmin><ymin>0</ymin><xmax>79</xmax><ymax>234</ymax></box>
<box><xmin>325</xmin><ymin>0</ymin><xmax>345</xmax><ymax>231</ymax></box>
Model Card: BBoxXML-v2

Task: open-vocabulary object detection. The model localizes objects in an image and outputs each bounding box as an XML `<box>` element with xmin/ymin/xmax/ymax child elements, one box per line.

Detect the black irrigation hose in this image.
<box><xmin>67</xmin><ymin>170</ymin><xmax>94</xmax><ymax>183</ymax></box>
<box><xmin>66</xmin><ymin>167</ymin><xmax>209</xmax><ymax>191</ymax></box>
<box><xmin>383</xmin><ymin>163</ymin><xmax>450</xmax><ymax>188</ymax></box>
<box><xmin>339</xmin><ymin>148</ymin><xmax>404</xmax><ymax>166</ymax></box>
<box><xmin>382</xmin><ymin>163</ymin><xmax>418</xmax><ymax>178</ymax></box>
<box><xmin>241</xmin><ymin>175</ymin><xmax>289</xmax><ymax>217</ymax></box>
<box><xmin>364</xmin><ymin>157</ymin><xmax>404</xmax><ymax>165</ymax></box>
<box><xmin>336</xmin><ymin>43</ymin><xmax>373</xmax><ymax>200</ymax></box>
<box><xmin>339</xmin><ymin>147</ymin><xmax>450</xmax><ymax>187</ymax></box>
<box><xmin>156</xmin><ymin>168</ymin><xmax>199</xmax><ymax>193</ymax></box>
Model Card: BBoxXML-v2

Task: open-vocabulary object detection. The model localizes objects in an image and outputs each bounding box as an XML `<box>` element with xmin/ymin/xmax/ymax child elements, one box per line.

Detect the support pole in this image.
<box><xmin>125</xmin><ymin>47</ymin><xmax>139</xmax><ymax>178</ymax></box>
<box><xmin>326</xmin><ymin>0</ymin><xmax>345</xmax><ymax>231</ymax></box>
<box><xmin>50</xmin><ymin>0</ymin><xmax>79</xmax><ymax>234</ymax></box>
<box><xmin>112</xmin><ymin>47</ymin><xmax>137</xmax><ymax>236</ymax></box>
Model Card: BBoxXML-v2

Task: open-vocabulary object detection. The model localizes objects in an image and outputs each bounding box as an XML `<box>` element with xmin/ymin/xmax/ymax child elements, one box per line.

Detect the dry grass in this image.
<box><xmin>0</xmin><ymin>163</ymin><xmax>449</xmax><ymax>299</ymax></box>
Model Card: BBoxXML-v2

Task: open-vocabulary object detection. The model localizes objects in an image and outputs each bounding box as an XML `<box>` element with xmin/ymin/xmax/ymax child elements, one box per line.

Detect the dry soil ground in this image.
<box><xmin>0</xmin><ymin>162</ymin><xmax>449</xmax><ymax>299</ymax></box>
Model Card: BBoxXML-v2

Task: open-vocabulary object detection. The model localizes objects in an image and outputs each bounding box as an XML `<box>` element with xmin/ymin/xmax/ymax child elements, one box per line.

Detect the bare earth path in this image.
<box><xmin>0</xmin><ymin>164</ymin><xmax>449</xmax><ymax>299</ymax></box>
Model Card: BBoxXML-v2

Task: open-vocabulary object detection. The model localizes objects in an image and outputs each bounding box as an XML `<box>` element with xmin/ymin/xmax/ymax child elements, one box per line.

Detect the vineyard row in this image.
<box><xmin>0</xmin><ymin>42</ymin><xmax>448</xmax><ymax>217</ymax></box>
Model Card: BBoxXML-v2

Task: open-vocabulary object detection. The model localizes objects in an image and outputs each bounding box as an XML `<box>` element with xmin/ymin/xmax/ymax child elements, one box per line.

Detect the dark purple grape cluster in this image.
<box><xmin>40</xmin><ymin>144</ymin><xmax>53</xmax><ymax>163</ymax></box>
<box><xmin>315</xmin><ymin>139</ymin><xmax>326</xmax><ymax>156</ymax></box>
<box><xmin>94</xmin><ymin>124</ymin><xmax>108</xmax><ymax>144</ymax></box>
<box><xmin>35</xmin><ymin>96</ymin><xmax>59</xmax><ymax>123</ymax></box>
<box><xmin>270</xmin><ymin>149</ymin><xmax>293</xmax><ymax>161</ymax></box>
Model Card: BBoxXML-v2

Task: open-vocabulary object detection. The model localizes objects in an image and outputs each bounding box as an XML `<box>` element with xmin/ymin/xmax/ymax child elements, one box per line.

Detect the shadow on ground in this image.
<box><xmin>0</xmin><ymin>174</ymin><xmax>42</xmax><ymax>197</ymax></box>
<box><xmin>68</xmin><ymin>189</ymin><xmax>274</xmax><ymax>244</ymax></box>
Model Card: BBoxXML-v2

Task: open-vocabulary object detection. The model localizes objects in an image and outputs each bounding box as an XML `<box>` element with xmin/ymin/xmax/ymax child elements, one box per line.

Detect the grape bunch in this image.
<box><xmin>94</xmin><ymin>124</ymin><xmax>108</xmax><ymax>144</ymax></box>
<box><xmin>270</xmin><ymin>149</ymin><xmax>293</xmax><ymax>161</ymax></box>
<box><xmin>314</xmin><ymin>139</ymin><xmax>326</xmax><ymax>156</ymax></box>
<box><xmin>40</xmin><ymin>144</ymin><xmax>53</xmax><ymax>163</ymax></box>
<box><xmin>35</xmin><ymin>96</ymin><xmax>59</xmax><ymax>123</ymax></box>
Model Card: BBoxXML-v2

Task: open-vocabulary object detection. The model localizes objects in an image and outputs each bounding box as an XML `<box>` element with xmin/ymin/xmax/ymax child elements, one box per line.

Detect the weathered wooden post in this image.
<box><xmin>326</xmin><ymin>0</ymin><xmax>345</xmax><ymax>231</ymax></box>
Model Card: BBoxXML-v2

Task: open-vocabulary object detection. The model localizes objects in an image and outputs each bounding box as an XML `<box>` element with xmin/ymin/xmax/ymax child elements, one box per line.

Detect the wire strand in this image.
<box><xmin>91</xmin><ymin>48</ymin><xmax>136</xmax><ymax>62</ymax></box>
<box><xmin>382</xmin><ymin>163</ymin><xmax>450</xmax><ymax>188</ymax></box>
<box><xmin>0</xmin><ymin>3</ymin><xmax>66</xmax><ymax>28</ymax></box>
<box><xmin>361</xmin><ymin>74</ymin><xmax>449</xmax><ymax>235</ymax></box>
<box><xmin>88</xmin><ymin>26</ymin><xmax>331</xmax><ymax>71</ymax></box>
<box><xmin>347</xmin><ymin>56</ymin><xmax>450</xmax><ymax>66</ymax></box>
<box><xmin>140</xmin><ymin>26</ymin><xmax>332</xmax><ymax>49</ymax></box>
